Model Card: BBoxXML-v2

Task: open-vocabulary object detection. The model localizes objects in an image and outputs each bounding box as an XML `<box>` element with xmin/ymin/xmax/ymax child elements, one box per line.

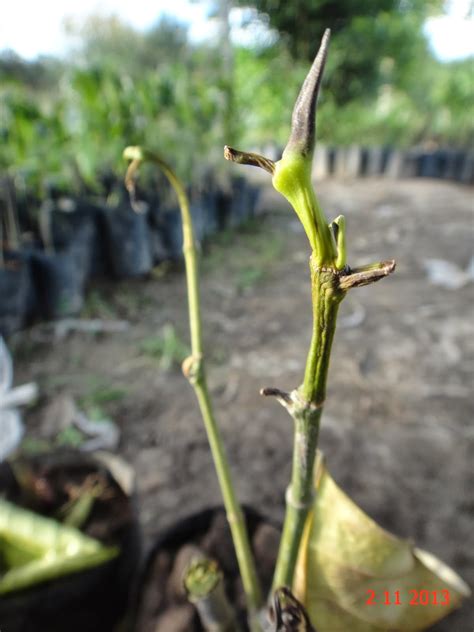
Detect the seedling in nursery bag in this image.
<box><xmin>124</xmin><ymin>29</ymin><xmax>470</xmax><ymax>631</ymax></box>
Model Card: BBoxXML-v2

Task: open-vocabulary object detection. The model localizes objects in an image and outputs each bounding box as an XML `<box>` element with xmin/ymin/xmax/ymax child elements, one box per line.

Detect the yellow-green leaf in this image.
<box><xmin>0</xmin><ymin>499</ymin><xmax>118</xmax><ymax>594</ymax></box>
<box><xmin>294</xmin><ymin>454</ymin><xmax>470</xmax><ymax>631</ymax></box>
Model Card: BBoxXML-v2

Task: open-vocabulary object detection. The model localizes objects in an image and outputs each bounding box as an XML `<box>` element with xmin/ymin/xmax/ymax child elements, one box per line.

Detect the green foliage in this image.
<box><xmin>55</xmin><ymin>426</ymin><xmax>85</xmax><ymax>448</ymax></box>
<box><xmin>232</xmin><ymin>0</ymin><xmax>474</xmax><ymax>148</ymax></box>
<box><xmin>0</xmin><ymin>84</ymin><xmax>72</xmax><ymax>189</ymax></box>
<box><xmin>235</xmin><ymin>266</ymin><xmax>263</xmax><ymax>291</ymax></box>
<box><xmin>424</xmin><ymin>58</ymin><xmax>474</xmax><ymax>146</ymax></box>
<box><xmin>0</xmin><ymin>51</ymin><xmax>62</xmax><ymax>91</ymax></box>
<box><xmin>0</xmin><ymin>498</ymin><xmax>118</xmax><ymax>594</ymax></box>
<box><xmin>139</xmin><ymin>324</ymin><xmax>190</xmax><ymax>370</ymax></box>
<box><xmin>0</xmin><ymin>6</ymin><xmax>473</xmax><ymax>196</ymax></box>
<box><xmin>239</xmin><ymin>0</ymin><xmax>440</xmax><ymax>58</ymax></box>
<box><xmin>18</xmin><ymin>437</ymin><xmax>51</xmax><ymax>456</ymax></box>
<box><xmin>234</xmin><ymin>46</ymin><xmax>307</xmax><ymax>147</ymax></box>
<box><xmin>322</xmin><ymin>9</ymin><xmax>431</xmax><ymax>104</ymax></box>
<box><xmin>0</xmin><ymin>16</ymin><xmax>229</xmax><ymax>193</ymax></box>
<box><xmin>235</xmin><ymin>38</ymin><xmax>473</xmax><ymax>150</ymax></box>
<box><xmin>64</xmin><ymin>14</ymin><xmax>189</xmax><ymax>74</ymax></box>
<box><xmin>81</xmin><ymin>290</ymin><xmax>117</xmax><ymax>320</ymax></box>
<box><xmin>79</xmin><ymin>385</ymin><xmax>127</xmax><ymax>409</ymax></box>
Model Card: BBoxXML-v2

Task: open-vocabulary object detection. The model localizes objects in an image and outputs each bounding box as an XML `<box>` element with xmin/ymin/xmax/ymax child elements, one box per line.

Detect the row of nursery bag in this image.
<box><xmin>0</xmin><ymin>177</ymin><xmax>260</xmax><ymax>337</ymax></box>
<box><xmin>311</xmin><ymin>145</ymin><xmax>474</xmax><ymax>182</ymax></box>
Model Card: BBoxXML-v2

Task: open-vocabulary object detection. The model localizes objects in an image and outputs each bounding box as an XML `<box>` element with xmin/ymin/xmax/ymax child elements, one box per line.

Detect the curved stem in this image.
<box><xmin>123</xmin><ymin>147</ymin><xmax>263</xmax><ymax>620</ymax></box>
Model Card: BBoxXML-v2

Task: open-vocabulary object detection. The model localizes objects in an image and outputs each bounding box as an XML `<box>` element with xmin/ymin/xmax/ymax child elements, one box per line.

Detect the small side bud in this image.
<box><xmin>330</xmin><ymin>215</ymin><xmax>346</xmax><ymax>270</ymax></box>
<box><xmin>182</xmin><ymin>354</ymin><xmax>203</xmax><ymax>383</ymax></box>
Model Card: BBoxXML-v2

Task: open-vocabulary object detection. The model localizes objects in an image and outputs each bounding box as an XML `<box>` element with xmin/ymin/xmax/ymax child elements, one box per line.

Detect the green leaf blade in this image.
<box><xmin>0</xmin><ymin>499</ymin><xmax>118</xmax><ymax>595</ymax></box>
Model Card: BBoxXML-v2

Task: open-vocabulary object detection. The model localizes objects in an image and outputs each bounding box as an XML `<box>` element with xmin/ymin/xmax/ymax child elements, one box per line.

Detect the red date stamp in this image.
<box><xmin>366</xmin><ymin>589</ymin><xmax>450</xmax><ymax>606</ymax></box>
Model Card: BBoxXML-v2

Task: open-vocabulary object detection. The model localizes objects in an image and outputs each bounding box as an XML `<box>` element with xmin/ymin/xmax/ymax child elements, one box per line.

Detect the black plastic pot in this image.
<box><xmin>51</xmin><ymin>202</ymin><xmax>111</xmax><ymax>278</ymax></box>
<box><xmin>459</xmin><ymin>152</ymin><xmax>474</xmax><ymax>184</ymax></box>
<box><xmin>401</xmin><ymin>149</ymin><xmax>420</xmax><ymax>178</ymax></box>
<box><xmin>358</xmin><ymin>147</ymin><xmax>370</xmax><ymax>176</ymax></box>
<box><xmin>28</xmin><ymin>234</ymin><xmax>90</xmax><ymax>320</ymax></box>
<box><xmin>418</xmin><ymin>151</ymin><xmax>443</xmax><ymax>178</ymax></box>
<box><xmin>190</xmin><ymin>200</ymin><xmax>206</xmax><ymax>243</ymax></box>
<box><xmin>157</xmin><ymin>206</ymin><xmax>184</xmax><ymax>260</ymax></box>
<box><xmin>246</xmin><ymin>183</ymin><xmax>260</xmax><ymax>220</ymax></box>
<box><xmin>0</xmin><ymin>450</ymin><xmax>141</xmax><ymax>632</ymax></box>
<box><xmin>133</xmin><ymin>506</ymin><xmax>275</xmax><ymax>632</ymax></box>
<box><xmin>441</xmin><ymin>150</ymin><xmax>464</xmax><ymax>180</ymax></box>
<box><xmin>215</xmin><ymin>188</ymin><xmax>232</xmax><ymax>231</ymax></box>
<box><xmin>380</xmin><ymin>147</ymin><xmax>392</xmax><ymax>175</ymax></box>
<box><xmin>147</xmin><ymin>220</ymin><xmax>170</xmax><ymax>264</ymax></box>
<box><xmin>145</xmin><ymin>193</ymin><xmax>170</xmax><ymax>264</ymax></box>
<box><xmin>189</xmin><ymin>184</ymin><xmax>221</xmax><ymax>241</ymax></box>
<box><xmin>229</xmin><ymin>177</ymin><xmax>249</xmax><ymax>227</ymax></box>
<box><xmin>365</xmin><ymin>146</ymin><xmax>385</xmax><ymax>176</ymax></box>
<box><xmin>103</xmin><ymin>202</ymin><xmax>152</xmax><ymax>278</ymax></box>
<box><xmin>147</xmin><ymin>185</ymin><xmax>220</xmax><ymax>262</ymax></box>
<box><xmin>214</xmin><ymin>178</ymin><xmax>260</xmax><ymax>232</ymax></box>
<box><xmin>326</xmin><ymin>147</ymin><xmax>337</xmax><ymax>175</ymax></box>
<box><xmin>201</xmin><ymin>189</ymin><xmax>219</xmax><ymax>238</ymax></box>
<box><xmin>0</xmin><ymin>251</ymin><xmax>34</xmax><ymax>337</ymax></box>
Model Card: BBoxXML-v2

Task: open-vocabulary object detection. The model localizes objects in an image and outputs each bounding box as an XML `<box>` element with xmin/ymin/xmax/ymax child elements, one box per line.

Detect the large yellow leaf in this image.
<box><xmin>294</xmin><ymin>453</ymin><xmax>470</xmax><ymax>631</ymax></box>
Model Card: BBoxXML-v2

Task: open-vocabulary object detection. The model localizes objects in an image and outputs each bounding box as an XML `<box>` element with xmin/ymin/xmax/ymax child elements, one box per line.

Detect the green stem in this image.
<box><xmin>123</xmin><ymin>147</ymin><xmax>263</xmax><ymax>621</ymax></box>
<box><xmin>302</xmin><ymin>263</ymin><xmax>344</xmax><ymax>404</ymax></box>
<box><xmin>272</xmin><ymin>257</ymin><xmax>344</xmax><ymax>590</ymax></box>
<box><xmin>192</xmin><ymin>381</ymin><xmax>263</xmax><ymax>618</ymax></box>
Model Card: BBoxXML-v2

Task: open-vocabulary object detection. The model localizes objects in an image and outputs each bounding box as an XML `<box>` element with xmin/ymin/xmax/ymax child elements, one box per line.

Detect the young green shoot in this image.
<box><xmin>225</xmin><ymin>28</ymin><xmax>395</xmax><ymax>598</ymax></box>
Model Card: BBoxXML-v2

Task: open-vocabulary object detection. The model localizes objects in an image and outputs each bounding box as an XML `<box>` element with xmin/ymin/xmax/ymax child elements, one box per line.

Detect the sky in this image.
<box><xmin>1</xmin><ymin>0</ymin><xmax>473</xmax><ymax>62</ymax></box>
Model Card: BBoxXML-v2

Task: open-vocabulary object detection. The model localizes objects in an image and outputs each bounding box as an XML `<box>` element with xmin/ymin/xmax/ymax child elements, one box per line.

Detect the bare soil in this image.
<box><xmin>11</xmin><ymin>178</ymin><xmax>474</xmax><ymax>630</ymax></box>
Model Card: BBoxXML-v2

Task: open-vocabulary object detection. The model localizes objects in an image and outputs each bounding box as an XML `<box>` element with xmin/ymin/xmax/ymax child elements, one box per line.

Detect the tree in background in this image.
<box><xmin>234</xmin><ymin>0</ymin><xmax>443</xmax><ymax>103</ymax></box>
<box><xmin>1</xmin><ymin>15</ymin><xmax>230</xmax><ymax>193</ymax></box>
<box><xmin>232</xmin><ymin>0</ymin><xmax>473</xmax><ymax>148</ymax></box>
<box><xmin>63</xmin><ymin>14</ymin><xmax>189</xmax><ymax>74</ymax></box>
<box><xmin>1</xmin><ymin>2</ymin><xmax>473</xmax><ymax>197</ymax></box>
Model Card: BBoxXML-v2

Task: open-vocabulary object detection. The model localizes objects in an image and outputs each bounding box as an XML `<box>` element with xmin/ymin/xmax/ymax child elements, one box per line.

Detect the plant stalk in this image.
<box><xmin>123</xmin><ymin>147</ymin><xmax>263</xmax><ymax>624</ymax></box>
<box><xmin>272</xmin><ymin>258</ymin><xmax>344</xmax><ymax>590</ymax></box>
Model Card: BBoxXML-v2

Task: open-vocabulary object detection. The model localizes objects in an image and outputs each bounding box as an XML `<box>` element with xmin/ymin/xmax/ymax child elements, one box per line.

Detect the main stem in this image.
<box><xmin>142</xmin><ymin>152</ymin><xmax>263</xmax><ymax>620</ymax></box>
<box><xmin>272</xmin><ymin>257</ymin><xmax>343</xmax><ymax>590</ymax></box>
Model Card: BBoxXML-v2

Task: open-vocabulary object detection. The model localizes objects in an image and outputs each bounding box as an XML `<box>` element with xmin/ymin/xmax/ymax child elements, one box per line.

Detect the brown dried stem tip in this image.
<box><xmin>224</xmin><ymin>145</ymin><xmax>275</xmax><ymax>175</ymax></box>
<box><xmin>284</xmin><ymin>28</ymin><xmax>331</xmax><ymax>159</ymax></box>
<box><xmin>260</xmin><ymin>387</ymin><xmax>292</xmax><ymax>409</ymax></box>
<box><xmin>339</xmin><ymin>259</ymin><xmax>396</xmax><ymax>290</ymax></box>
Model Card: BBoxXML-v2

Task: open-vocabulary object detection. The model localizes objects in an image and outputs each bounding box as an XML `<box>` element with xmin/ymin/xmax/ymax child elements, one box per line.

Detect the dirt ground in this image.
<box><xmin>11</xmin><ymin>178</ymin><xmax>474</xmax><ymax>629</ymax></box>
